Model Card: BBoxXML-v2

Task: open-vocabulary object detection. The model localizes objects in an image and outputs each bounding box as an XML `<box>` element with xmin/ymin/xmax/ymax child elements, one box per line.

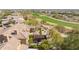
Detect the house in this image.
<box><xmin>33</xmin><ymin>35</ymin><xmax>47</xmax><ymax>43</ymax></box>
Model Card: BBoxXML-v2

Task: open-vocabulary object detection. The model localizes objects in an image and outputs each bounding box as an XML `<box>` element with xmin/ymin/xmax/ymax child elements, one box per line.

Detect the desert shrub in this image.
<box><xmin>54</xmin><ymin>25</ymin><xmax>65</xmax><ymax>33</ymax></box>
<box><xmin>25</xmin><ymin>19</ymin><xmax>38</xmax><ymax>26</ymax></box>
<box><xmin>49</xmin><ymin>28</ymin><xmax>64</xmax><ymax>45</ymax></box>
<box><xmin>28</xmin><ymin>35</ymin><xmax>34</xmax><ymax>44</ymax></box>
<box><xmin>38</xmin><ymin>40</ymin><xmax>53</xmax><ymax>50</ymax></box>
<box><xmin>29</xmin><ymin>43</ymin><xmax>37</xmax><ymax>48</ymax></box>
<box><xmin>62</xmin><ymin>30</ymin><xmax>79</xmax><ymax>50</ymax></box>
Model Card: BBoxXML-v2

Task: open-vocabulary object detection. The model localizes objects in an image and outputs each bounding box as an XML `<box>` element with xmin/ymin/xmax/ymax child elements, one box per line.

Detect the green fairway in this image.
<box><xmin>33</xmin><ymin>13</ymin><xmax>79</xmax><ymax>30</ymax></box>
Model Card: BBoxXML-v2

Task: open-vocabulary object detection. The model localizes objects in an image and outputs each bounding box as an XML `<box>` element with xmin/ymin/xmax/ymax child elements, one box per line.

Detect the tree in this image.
<box><xmin>25</xmin><ymin>19</ymin><xmax>38</xmax><ymax>26</ymax></box>
<box><xmin>49</xmin><ymin>28</ymin><xmax>64</xmax><ymax>49</ymax></box>
<box><xmin>3</xmin><ymin>10</ymin><xmax>12</xmax><ymax>16</ymax></box>
<box><xmin>39</xmin><ymin>28</ymin><xmax>42</xmax><ymax>35</ymax></box>
<box><xmin>28</xmin><ymin>35</ymin><xmax>34</xmax><ymax>44</ymax></box>
<box><xmin>54</xmin><ymin>25</ymin><xmax>65</xmax><ymax>33</ymax></box>
<box><xmin>28</xmin><ymin>35</ymin><xmax>37</xmax><ymax>48</ymax></box>
<box><xmin>62</xmin><ymin>30</ymin><xmax>79</xmax><ymax>50</ymax></box>
<box><xmin>41</xmin><ymin>20</ymin><xmax>46</xmax><ymax>24</ymax></box>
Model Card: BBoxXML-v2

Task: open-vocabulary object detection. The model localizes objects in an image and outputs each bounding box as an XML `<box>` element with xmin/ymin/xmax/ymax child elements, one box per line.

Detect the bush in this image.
<box><xmin>28</xmin><ymin>35</ymin><xmax>34</xmax><ymax>44</ymax></box>
<box><xmin>41</xmin><ymin>20</ymin><xmax>46</xmax><ymax>24</ymax></box>
<box><xmin>54</xmin><ymin>25</ymin><xmax>65</xmax><ymax>33</ymax></box>
<box><xmin>49</xmin><ymin>28</ymin><xmax>64</xmax><ymax>46</ymax></box>
<box><xmin>29</xmin><ymin>43</ymin><xmax>37</xmax><ymax>48</ymax></box>
<box><xmin>38</xmin><ymin>40</ymin><xmax>53</xmax><ymax>50</ymax></box>
<box><xmin>62</xmin><ymin>30</ymin><xmax>79</xmax><ymax>50</ymax></box>
<box><xmin>25</xmin><ymin>19</ymin><xmax>38</xmax><ymax>26</ymax></box>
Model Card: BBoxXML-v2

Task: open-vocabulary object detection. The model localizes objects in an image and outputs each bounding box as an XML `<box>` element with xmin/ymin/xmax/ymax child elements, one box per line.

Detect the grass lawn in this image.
<box><xmin>32</xmin><ymin>13</ymin><xmax>79</xmax><ymax>30</ymax></box>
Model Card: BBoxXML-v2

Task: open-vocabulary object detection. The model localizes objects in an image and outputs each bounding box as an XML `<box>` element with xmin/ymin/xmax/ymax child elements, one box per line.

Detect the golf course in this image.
<box><xmin>33</xmin><ymin>13</ymin><xmax>79</xmax><ymax>30</ymax></box>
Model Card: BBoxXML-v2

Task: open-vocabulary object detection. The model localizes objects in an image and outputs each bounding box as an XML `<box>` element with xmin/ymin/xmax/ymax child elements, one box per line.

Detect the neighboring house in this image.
<box><xmin>1</xmin><ymin>13</ymin><xmax>24</xmax><ymax>28</ymax></box>
<box><xmin>6</xmin><ymin>13</ymin><xmax>24</xmax><ymax>24</ymax></box>
<box><xmin>2</xmin><ymin>19</ymin><xmax>10</xmax><ymax>28</ymax></box>
<box><xmin>12</xmin><ymin>16</ymin><xmax>24</xmax><ymax>24</ymax></box>
<box><xmin>2</xmin><ymin>19</ymin><xmax>9</xmax><ymax>25</ymax></box>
